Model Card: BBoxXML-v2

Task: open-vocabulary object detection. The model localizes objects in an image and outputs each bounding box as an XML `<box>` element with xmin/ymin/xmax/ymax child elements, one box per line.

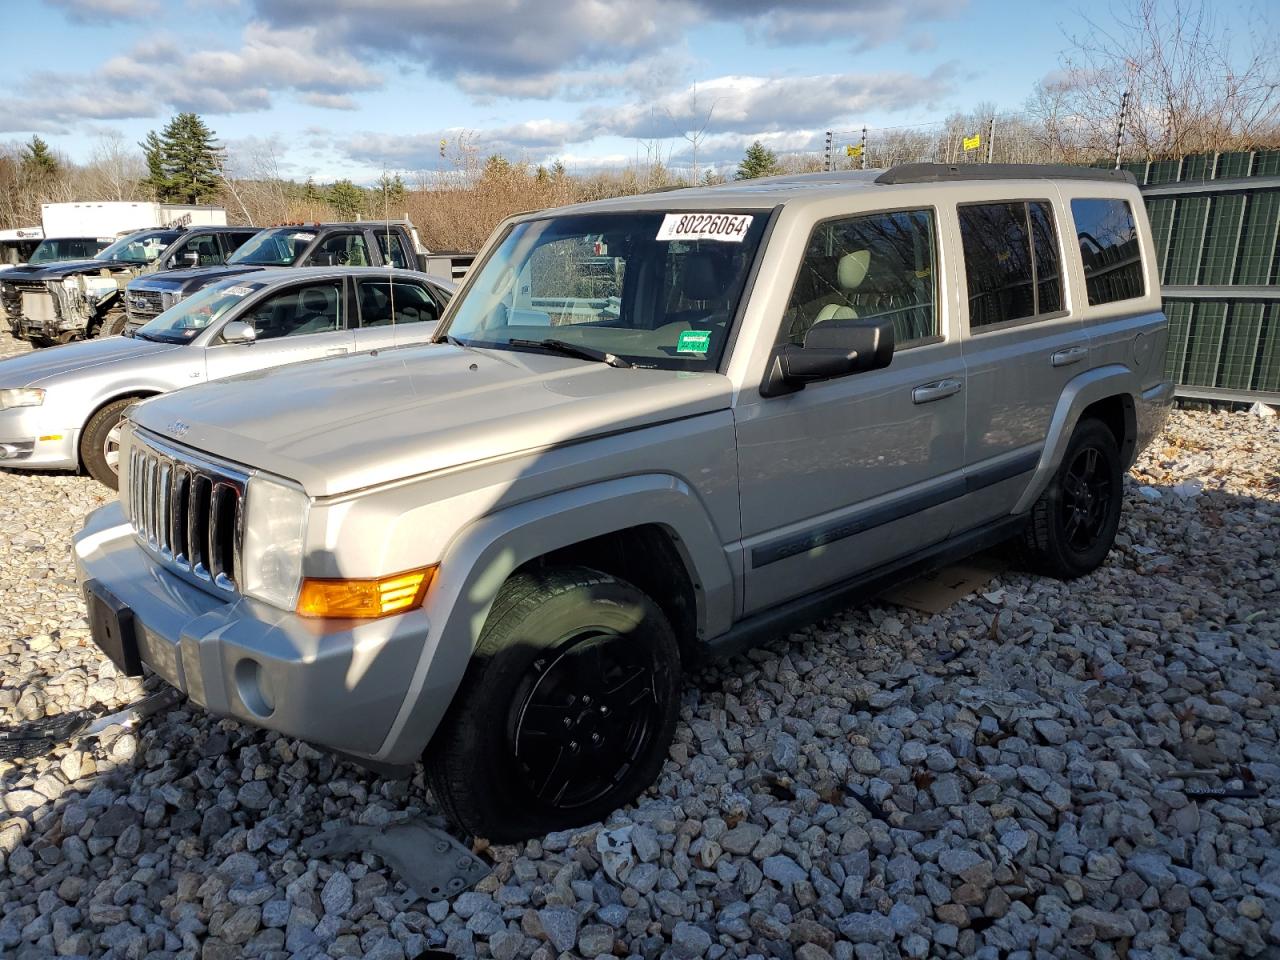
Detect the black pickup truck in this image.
<box><xmin>123</xmin><ymin>221</ymin><xmax>445</xmax><ymax>327</ymax></box>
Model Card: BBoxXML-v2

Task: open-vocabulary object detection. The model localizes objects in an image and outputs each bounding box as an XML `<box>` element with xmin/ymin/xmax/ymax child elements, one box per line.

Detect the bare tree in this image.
<box><xmin>1050</xmin><ymin>0</ymin><xmax>1280</xmax><ymax>159</ymax></box>
<box><xmin>79</xmin><ymin>132</ymin><xmax>145</xmax><ymax>201</ymax></box>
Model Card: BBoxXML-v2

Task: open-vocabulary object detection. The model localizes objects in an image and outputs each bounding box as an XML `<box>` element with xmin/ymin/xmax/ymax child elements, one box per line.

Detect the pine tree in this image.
<box><xmin>328</xmin><ymin>179</ymin><xmax>365</xmax><ymax>220</ymax></box>
<box><xmin>374</xmin><ymin>172</ymin><xmax>405</xmax><ymax>211</ymax></box>
<box><xmin>22</xmin><ymin>136</ymin><xmax>59</xmax><ymax>179</ymax></box>
<box><xmin>138</xmin><ymin>130</ymin><xmax>168</xmax><ymax>199</ymax></box>
<box><xmin>735</xmin><ymin>141</ymin><xmax>780</xmax><ymax>180</ymax></box>
<box><xmin>139</xmin><ymin>114</ymin><xmax>224</xmax><ymax>203</ymax></box>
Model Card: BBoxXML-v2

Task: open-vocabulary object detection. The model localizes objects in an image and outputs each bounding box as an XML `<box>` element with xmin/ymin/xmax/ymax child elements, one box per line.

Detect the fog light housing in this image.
<box><xmin>234</xmin><ymin>658</ymin><xmax>275</xmax><ymax>717</ymax></box>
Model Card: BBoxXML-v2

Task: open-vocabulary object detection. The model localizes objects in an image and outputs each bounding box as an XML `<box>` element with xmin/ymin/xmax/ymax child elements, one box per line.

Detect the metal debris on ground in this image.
<box><xmin>0</xmin><ymin>686</ymin><xmax>181</xmax><ymax>760</ymax></box>
<box><xmin>301</xmin><ymin>816</ymin><xmax>490</xmax><ymax>908</ymax></box>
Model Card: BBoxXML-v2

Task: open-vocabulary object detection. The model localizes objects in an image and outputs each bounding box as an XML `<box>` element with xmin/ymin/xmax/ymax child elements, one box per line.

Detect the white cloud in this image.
<box><xmin>0</xmin><ymin>22</ymin><xmax>383</xmax><ymax>131</ymax></box>
<box><xmin>46</xmin><ymin>0</ymin><xmax>160</xmax><ymax>23</ymax></box>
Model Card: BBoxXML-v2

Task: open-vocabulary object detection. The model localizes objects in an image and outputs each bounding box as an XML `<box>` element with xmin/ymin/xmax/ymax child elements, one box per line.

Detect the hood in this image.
<box><xmin>3</xmin><ymin>260</ymin><xmax>103</xmax><ymax>283</ymax></box>
<box><xmin>131</xmin><ymin>344</ymin><xmax>733</xmax><ymax>497</ymax></box>
<box><xmin>0</xmin><ymin>335</ymin><xmax>180</xmax><ymax>387</ymax></box>
<box><xmin>130</xmin><ymin>264</ymin><xmax>265</xmax><ymax>291</ymax></box>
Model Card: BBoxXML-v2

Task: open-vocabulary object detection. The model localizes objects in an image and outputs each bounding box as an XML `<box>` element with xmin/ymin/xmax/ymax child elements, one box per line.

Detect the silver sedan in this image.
<box><xmin>0</xmin><ymin>266</ymin><xmax>453</xmax><ymax>485</ymax></box>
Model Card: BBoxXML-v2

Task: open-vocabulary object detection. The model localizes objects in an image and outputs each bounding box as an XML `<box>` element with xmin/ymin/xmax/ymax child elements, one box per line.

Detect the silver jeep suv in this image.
<box><xmin>74</xmin><ymin>164</ymin><xmax>1171</xmax><ymax>841</ymax></box>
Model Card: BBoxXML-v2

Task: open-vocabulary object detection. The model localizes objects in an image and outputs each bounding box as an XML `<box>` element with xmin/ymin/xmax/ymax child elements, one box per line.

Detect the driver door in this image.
<box><xmin>203</xmin><ymin>278</ymin><xmax>355</xmax><ymax>380</ymax></box>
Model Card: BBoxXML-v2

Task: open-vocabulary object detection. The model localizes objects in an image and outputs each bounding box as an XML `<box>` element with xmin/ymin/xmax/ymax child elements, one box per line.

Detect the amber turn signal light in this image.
<box><xmin>296</xmin><ymin>566</ymin><xmax>435</xmax><ymax>619</ymax></box>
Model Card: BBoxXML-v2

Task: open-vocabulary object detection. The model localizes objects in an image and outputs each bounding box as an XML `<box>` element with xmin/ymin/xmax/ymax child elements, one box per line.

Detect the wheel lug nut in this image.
<box><xmin>569</xmin><ymin>740</ymin><xmax>579</xmax><ymax>751</ymax></box>
<box><xmin>591</xmin><ymin>733</ymin><xmax>601</xmax><ymax>744</ymax></box>
<box><xmin>563</xmin><ymin>717</ymin><xmax>572</xmax><ymax>727</ymax></box>
<box><xmin>582</xmin><ymin>695</ymin><xmax>591</xmax><ymax>705</ymax></box>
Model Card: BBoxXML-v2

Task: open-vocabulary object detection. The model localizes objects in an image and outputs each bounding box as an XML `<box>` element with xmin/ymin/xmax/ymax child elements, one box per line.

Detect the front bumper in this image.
<box><xmin>0</xmin><ymin>407</ymin><xmax>79</xmax><ymax>469</ymax></box>
<box><xmin>73</xmin><ymin>501</ymin><xmax>430</xmax><ymax>763</ymax></box>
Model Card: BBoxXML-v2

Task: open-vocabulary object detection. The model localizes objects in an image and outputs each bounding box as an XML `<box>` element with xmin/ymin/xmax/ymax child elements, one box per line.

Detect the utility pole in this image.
<box><xmin>986</xmin><ymin>116</ymin><xmax>995</xmax><ymax>163</ymax></box>
<box><xmin>824</xmin><ymin>131</ymin><xmax>832</xmax><ymax>172</ymax></box>
<box><xmin>860</xmin><ymin>127</ymin><xmax>868</xmax><ymax>170</ymax></box>
<box><xmin>1114</xmin><ymin>89</ymin><xmax>1130</xmax><ymax>169</ymax></box>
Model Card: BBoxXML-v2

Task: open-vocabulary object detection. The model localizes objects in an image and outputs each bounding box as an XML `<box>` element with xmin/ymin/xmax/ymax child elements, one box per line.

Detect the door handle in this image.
<box><xmin>326</xmin><ymin>347</ymin><xmax>349</xmax><ymax>356</ymax></box>
<box><xmin>912</xmin><ymin>378</ymin><xmax>963</xmax><ymax>404</ymax></box>
<box><xmin>1051</xmin><ymin>346</ymin><xmax>1088</xmax><ymax>367</ymax></box>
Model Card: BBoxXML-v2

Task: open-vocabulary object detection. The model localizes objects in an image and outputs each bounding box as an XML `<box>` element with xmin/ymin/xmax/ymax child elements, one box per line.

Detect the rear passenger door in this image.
<box><xmin>203</xmin><ymin>278</ymin><xmax>355</xmax><ymax>380</ymax></box>
<box><xmin>352</xmin><ymin>276</ymin><xmax>444</xmax><ymax>351</ymax></box>
<box><xmin>735</xmin><ymin>206</ymin><xmax>969</xmax><ymax>614</ymax></box>
<box><xmin>957</xmin><ymin>193</ymin><xmax>1087</xmax><ymax>525</ymax></box>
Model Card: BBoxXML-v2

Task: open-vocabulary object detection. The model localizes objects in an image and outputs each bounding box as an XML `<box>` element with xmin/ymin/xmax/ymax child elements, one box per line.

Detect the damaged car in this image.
<box><xmin>1</xmin><ymin>225</ymin><xmax>256</xmax><ymax>346</ymax></box>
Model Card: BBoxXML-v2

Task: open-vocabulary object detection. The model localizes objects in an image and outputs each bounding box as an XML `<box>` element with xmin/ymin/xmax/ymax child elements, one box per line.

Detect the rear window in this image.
<box><xmin>958</xmin><ymin>201</ymin><xmax>1063</xmax><ymax>330</ymax></box>
<box><xmin>1071</xmin><ymin>198</ymin><xmax>1145</xmax><ymax>305</ymax></box>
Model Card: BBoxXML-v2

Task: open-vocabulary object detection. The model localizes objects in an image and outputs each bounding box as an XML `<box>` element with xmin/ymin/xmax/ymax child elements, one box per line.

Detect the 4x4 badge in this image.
<box><xmin>166</xmin><ymin>420</ymin><xmax>190</xmax><ymax>438</ymax></box>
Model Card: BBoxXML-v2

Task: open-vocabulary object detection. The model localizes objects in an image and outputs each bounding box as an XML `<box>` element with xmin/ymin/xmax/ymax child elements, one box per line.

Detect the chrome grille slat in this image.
<box><xmin>127</xmin><ymin>432</ymin><xmax>248</xmax><ymax>595</ymax></box>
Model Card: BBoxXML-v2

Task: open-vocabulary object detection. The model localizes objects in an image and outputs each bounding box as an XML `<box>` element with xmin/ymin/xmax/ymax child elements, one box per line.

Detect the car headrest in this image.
<box><xmin>300</xmin><ymin>288</ymin><xmax>330</xmax><ymax>314</ymax></box>
<box><xmin>837</xmin><ymin>250</ymin><xmax>871</xmax><ymax>291</ymax></box>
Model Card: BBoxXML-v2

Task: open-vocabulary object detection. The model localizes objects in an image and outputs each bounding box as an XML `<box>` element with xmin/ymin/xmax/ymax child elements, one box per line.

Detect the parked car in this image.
<box><xmin>0</xmin><ymin>267</ymin><xmax>451</xmax><ymax>484</ymax></box>
<box><xmin>25</xmin><ymin>236</ymin><xmax>116</xmax><ymax>265</ymax></box>
<box><xmin>123</xmin><ymin>221</ymin><xmax>434</xmax><ymax>328</ymax></box>
<box><xmin>73</xmin><ymin>164</ymin><xmax>1171</xmax><ymax>841</ymax></box>
<box><xmin>1</xmin><ymin>225</ymin><xmax>258</xmax><ymax>345</ymax></box>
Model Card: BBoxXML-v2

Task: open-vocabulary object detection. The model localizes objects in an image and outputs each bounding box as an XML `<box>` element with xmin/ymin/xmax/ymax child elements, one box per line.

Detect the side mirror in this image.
<box><xmin>761</xmin><ymin>317</ymin><xmax>895</xmax><ymax>397</ymax></box>
<box><xmin>221</xmin><ymin>320</ymin><xmax>257</xmax><ymax>344</ymax></box>
<box><xmin>178</xmin><ymin>250</ymin><xmax>200</xmax><ymax>268</ymax></box>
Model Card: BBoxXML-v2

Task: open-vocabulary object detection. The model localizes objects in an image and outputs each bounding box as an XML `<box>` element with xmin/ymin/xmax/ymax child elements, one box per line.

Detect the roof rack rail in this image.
<box><xmin>875</xmin><ymin>163</ymin><xmax>1137</xmax><ymax>186</ymax></box>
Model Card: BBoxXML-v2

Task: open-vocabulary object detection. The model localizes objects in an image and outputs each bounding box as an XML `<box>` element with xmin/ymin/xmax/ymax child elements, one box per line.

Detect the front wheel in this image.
<box><xmin>1019</xmin><ymin>418</ymin><xmax>1123</xmax><ymax>579</ymax></box>
<box><xmin>80</xmin><ymin>398</ymin><xmax>136</xmax><ymax>488</ymax></box>
<box><xmin>425</xmin><ymin>566</ymin><xmax>681</xmax><ymax>842</ymax></box>
<box><xmin>96</xmin><ymin>308</ymin><xmax>128</xmax><ymax>338</ymax></box>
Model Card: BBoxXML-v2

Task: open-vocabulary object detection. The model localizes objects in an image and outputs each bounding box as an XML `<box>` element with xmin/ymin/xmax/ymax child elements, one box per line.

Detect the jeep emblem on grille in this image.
<box><xmin>167</xmin><ymin>420</ymin><xmax>190</xmax><ymax>438</ymax></box>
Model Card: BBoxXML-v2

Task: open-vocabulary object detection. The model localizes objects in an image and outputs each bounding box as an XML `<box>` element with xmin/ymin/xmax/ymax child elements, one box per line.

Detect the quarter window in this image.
<box><xmin>240</xmin><ymin>280</ymin><xmax>344</xmax><ymax>340</ymax></box>
<box><xmin>1071</xmin><ymin>198</ymin><xmax>1145</xmax><ymax>305</ymax></box>
<box><xmin>959</xmin><ymin>200</ymin><xmax>1064</xmax><ymax>329</ymax></box>
<box><xmin>782</xmin><ymin>208</ymin><xmax>939</xmax><ymax>347</ymax></box>
<box><xmin>375</xmin><ymin>230</ymin><xmax>410</xmax><ymax>268</ymax></box>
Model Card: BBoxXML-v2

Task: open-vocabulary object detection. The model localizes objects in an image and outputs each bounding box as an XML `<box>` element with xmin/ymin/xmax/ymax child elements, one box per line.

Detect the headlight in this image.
<box><xmin>80</xmin><ymin>276</ymin><xmax>119</xmax><ymax>301</ymax></box>
<box><xmin>0</xmin><ymin>282</ymin><xmax>13</xmax><ymax>295</ymax></box>
<box><xmin>0</xmin><ymin>388</ymin><xmax>45</xmax><ymax>410</ymax></box>
<box><xmin>240</xmin><ymin>476</ymin><xmax>310</xmax><ymax>609</ymax></box>
<box><xmin>161</xmin><ymin>291</ymin><xmax>184</xmax><ymax>310</ymax></box>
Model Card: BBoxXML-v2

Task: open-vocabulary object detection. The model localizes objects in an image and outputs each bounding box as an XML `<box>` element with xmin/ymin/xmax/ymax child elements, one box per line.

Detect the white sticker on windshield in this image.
<box><xmin>291</xmin><ymin>232</ymin><xmax>316</xmax><ymax>241</ymax></box>
<box><xmin>656</xmin><ymin>213</ymin><xmax>753</xmax><ymax>242</ymax></box>
<box><xmin>224</xmin><ymin>285</ymin><xmax>254</xmax><ymax>297</ymax></box>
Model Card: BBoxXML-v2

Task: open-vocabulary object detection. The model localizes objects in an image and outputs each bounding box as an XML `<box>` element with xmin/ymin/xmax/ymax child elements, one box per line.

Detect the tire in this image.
<box><xmin>1020</xmin><ymin>418</ymin><xmax>1123</xmax><ymax>579</ymax></box>
<box><xmin>80</xmin><ymin>398</ymin><xmax>136</xmax><ymax>488</ymax></box>
<box><xmin>425</xmin><ymin>566</ymin><xmax>681</xmax><ymax>841</ymax></box>
<box><xmin>97</xmin><ymin>308</ymin><xmax>128</xmax><ymax>338</ymax></box>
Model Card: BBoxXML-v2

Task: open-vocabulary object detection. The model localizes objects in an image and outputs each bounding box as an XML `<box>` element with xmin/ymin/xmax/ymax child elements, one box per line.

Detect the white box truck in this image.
<box><xmin>39</xmin><ymin>202</ymin><xmax>227</xmax><ymax>237</ymax></box>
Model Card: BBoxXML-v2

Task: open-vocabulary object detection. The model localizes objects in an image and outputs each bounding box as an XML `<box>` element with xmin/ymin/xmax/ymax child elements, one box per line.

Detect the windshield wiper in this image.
<box><xmin>508</xmin><ymin>338</ymin><xmax>632</xmax><ymax>369</ymax></box>
<box><xmin>436</xmin><ymin>334</ymin><xmax>468</xmax><ymax>347</ymax></box>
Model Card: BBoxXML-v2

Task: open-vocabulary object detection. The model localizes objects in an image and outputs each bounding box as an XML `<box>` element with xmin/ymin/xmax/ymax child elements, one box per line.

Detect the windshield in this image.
<box><xmin>30</xmin><ymin>237</ymin><xmax>109</xmax><ymax>264</ymax></box>
<box><xmin>441</xmin><ymin>211</ymin><xmax>768</xmax><ymax>370</ymax></box>
<box><xmin>95</xmin><ymin>231</ymin><xmax>176</xmax><ymax>264</ymax></box>
<box><xmin>228</xmin><ymin>228</ymin><xmax>316</xmax><ymax>266</ymax></box>
<box><xmin>135</xmin><ymin>279</ymin><xmax>267</xmax><ymax>344</ymax></box>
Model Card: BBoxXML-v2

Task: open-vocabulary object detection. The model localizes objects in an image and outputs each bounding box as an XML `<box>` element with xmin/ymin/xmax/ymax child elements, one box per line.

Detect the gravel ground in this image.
<box><xmin>1</xmin><ymin>328</ymin><xmax>1278</xmax><ymax>960</ymax></box>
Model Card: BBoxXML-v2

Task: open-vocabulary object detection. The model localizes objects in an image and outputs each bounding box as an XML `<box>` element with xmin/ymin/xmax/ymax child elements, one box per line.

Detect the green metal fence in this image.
<box><xmin>1120</xmin><ymin>150</ymin><xmax>1280</xmax><ymax>402</ymax></box>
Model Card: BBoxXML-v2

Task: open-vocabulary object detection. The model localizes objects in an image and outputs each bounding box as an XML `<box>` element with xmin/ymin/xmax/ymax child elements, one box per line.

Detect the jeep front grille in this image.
<box><xmin>128</xmin><ymin>433</ymin><xmax>247</xmax><ymax>594</ymax></box>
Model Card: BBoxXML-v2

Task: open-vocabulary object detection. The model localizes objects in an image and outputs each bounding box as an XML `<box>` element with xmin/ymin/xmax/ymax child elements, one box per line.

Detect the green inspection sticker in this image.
<box><xmin>677</xmin><ymin>330</ymin><xmax>711</xmax><ymax>354</ymax></box>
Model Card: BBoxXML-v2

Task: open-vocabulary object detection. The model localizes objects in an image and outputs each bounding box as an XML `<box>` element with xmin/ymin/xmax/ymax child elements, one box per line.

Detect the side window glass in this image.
<box><xmin>958</xmin><ymin>202</ymin><xmax>1036</xmax><ymax>328</ymax></box>
<box><xmin>225</xmin><ymin>232</ymin><xmax>256</xmax><ymax>257</ymax></box>
<box><xmin>375</xmin><ymin>231</ymin><xmax>409</xmax><ymax>269</ymax></box>
<box><xmin>242</xmin><ymin>281</ymin><xmax>344</xmax><ymax>340</ymax></box>
<box><xmin>781</xmin><ymin>208</ymin><xmax>939</xmax><ymax>347</ymax></box>
<box><xmin>1029</xmin><ymin>202</ymin><xmax>1063</xmax><ymax>314</ymax></box>
<box><xmin>1071</xmin><ymin>198</ymin><xmax>1145</xmax><ymax>305</ymax></box>
<box><xmin>186</xmin><ymin>234</ymin><xmax>222</xmax><ymax>266</ymax></box>
<box><xmin>357</xmin><ymin>280</ymin><xmax>440</xmax><ymax>327</ymax></box>
<box><xmin>309</xmin><ymin>232</ymin><xmax>371</xmax><ymax>267</ymax></box>
<box><xmin>959</xmin><ymin>199</ymin><xmax>1063</xmax><ymax>330</ymax></box>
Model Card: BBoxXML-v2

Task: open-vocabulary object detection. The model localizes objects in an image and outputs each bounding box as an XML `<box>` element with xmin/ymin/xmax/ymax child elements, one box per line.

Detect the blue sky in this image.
<box><xmin>0</xmin><ymin>0</ymin><xmax>1265</xmax><ymax>183</ymax></box>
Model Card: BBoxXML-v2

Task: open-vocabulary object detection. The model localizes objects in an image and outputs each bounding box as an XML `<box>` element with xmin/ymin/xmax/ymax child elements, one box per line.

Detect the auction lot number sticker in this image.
<box><xmin>657</xmin><ymin>213</ymin><xmax>753</xmax><ymax>242</ymax></box>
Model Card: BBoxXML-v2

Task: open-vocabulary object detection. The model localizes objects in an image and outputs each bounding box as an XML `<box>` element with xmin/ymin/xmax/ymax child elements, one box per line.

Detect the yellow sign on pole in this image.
<box><xmin>846</xmin><ymin>144</ymin><xmax>863</xmax><ymax>158</ymax></box>
<box><xmin>963</xmin><ymin>134</ymin><xmax>981</xmax><ymax>151</ymax></box>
